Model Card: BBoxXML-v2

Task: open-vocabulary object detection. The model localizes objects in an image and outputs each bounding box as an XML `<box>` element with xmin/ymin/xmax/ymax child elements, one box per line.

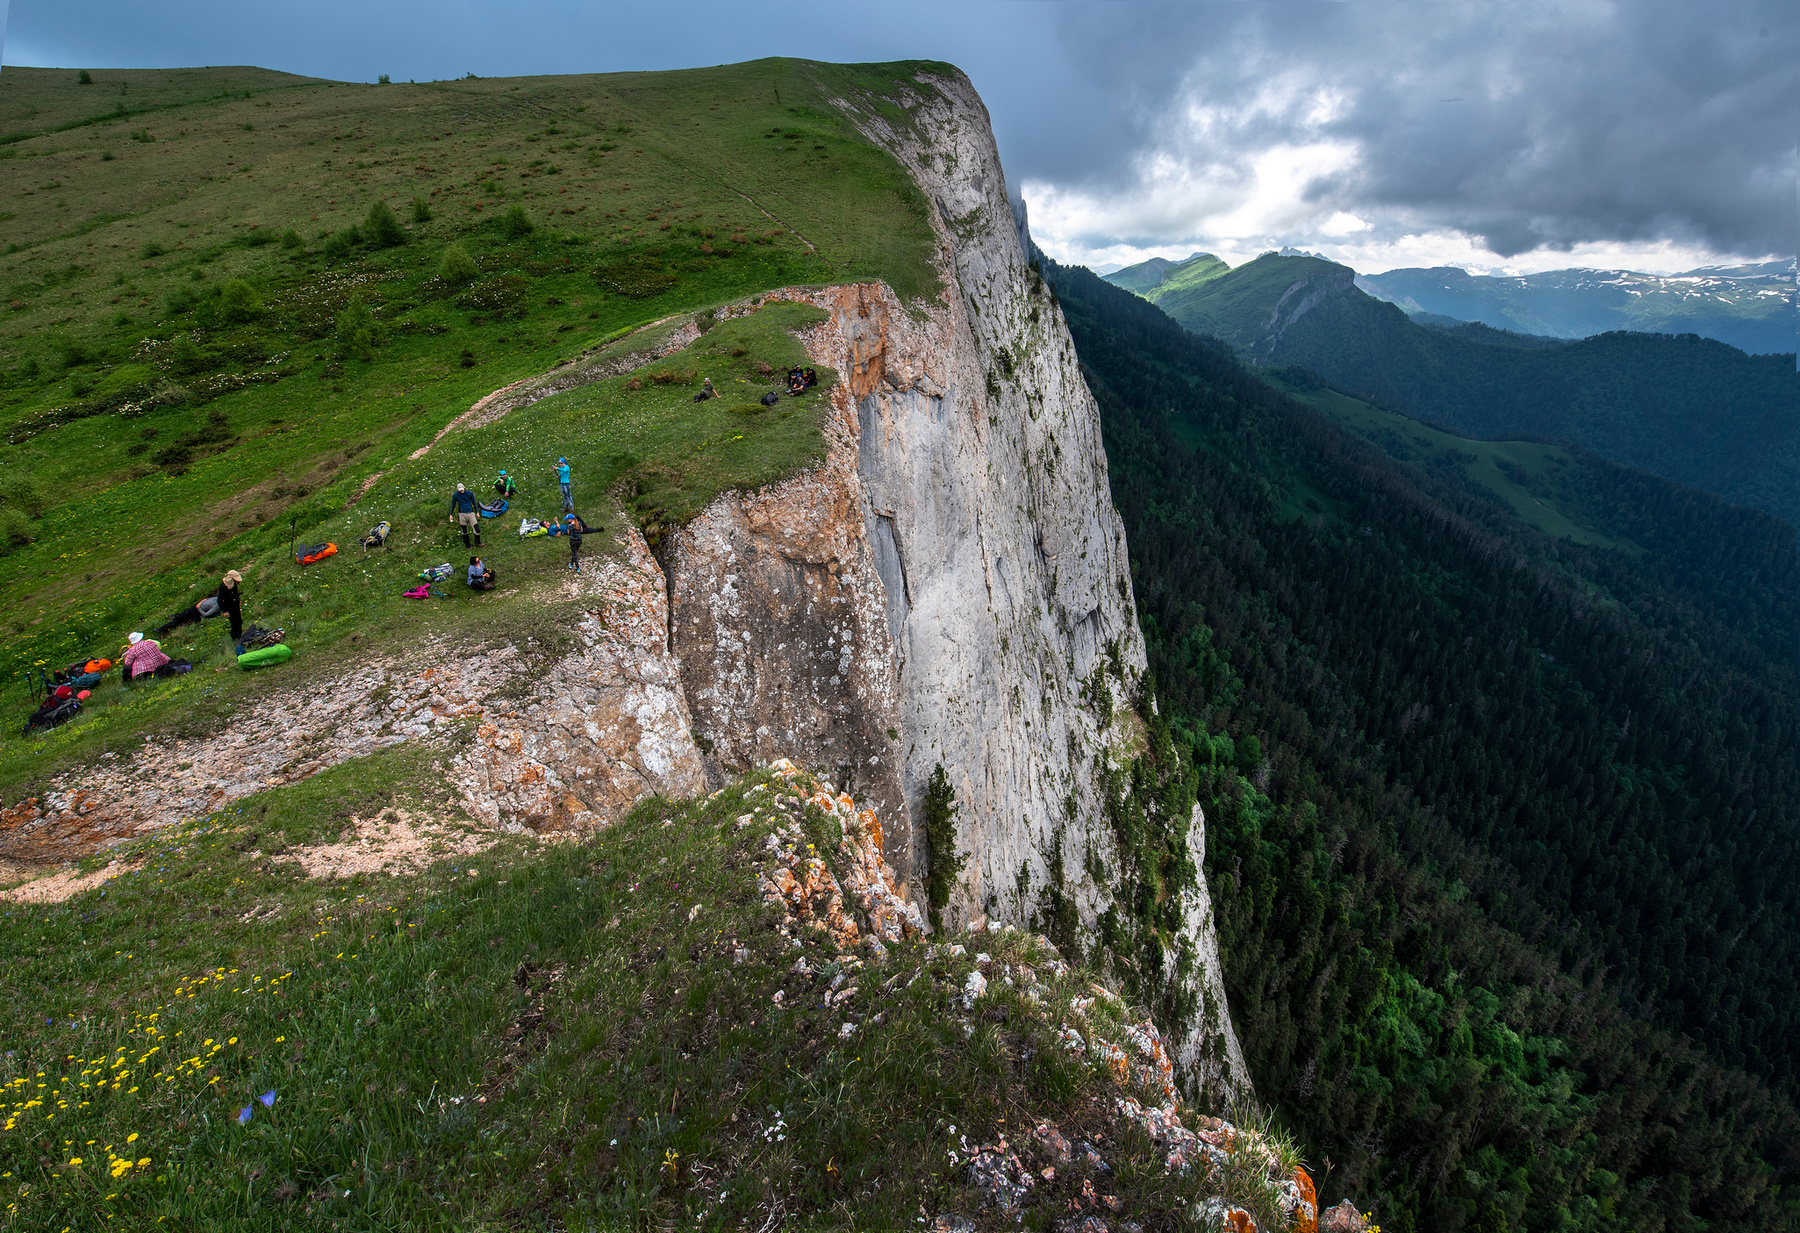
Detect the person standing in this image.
<box><xmin>554</xmin><ymin>457</ymin><xmax>572</xmax><ymax>513</ymax></box>
<box><xmin>563</xmin><ymin>512</ymin><xmax>590</xmax><ymax>573</ymax></box>
<box><xmin>215</xmin><ymin>570</ymin><xmax>244</xmax><ymax>641</ymax></box>
<box><xmin>449</xmin><ymin>482</ymin><xmax>481</xmax><ymax>548</ymax></box>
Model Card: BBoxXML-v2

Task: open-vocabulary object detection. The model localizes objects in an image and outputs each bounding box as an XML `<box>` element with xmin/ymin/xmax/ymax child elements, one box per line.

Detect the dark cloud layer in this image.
<box><xmin>6</xmin><ymin>1</ymin><xmax>1792</xmax><ymax>263</ymax></box>
<box><xmin>1023</xmin><ymin>2</ymin><xmax>1797</xmax><ymax>260</ymax></box>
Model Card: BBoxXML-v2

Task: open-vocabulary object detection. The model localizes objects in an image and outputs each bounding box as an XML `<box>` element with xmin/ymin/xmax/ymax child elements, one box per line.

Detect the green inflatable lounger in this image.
<box><xmin>237</xmin><ymin>643</ymin><xmax>293</xmax><ymax>670</ymax></box>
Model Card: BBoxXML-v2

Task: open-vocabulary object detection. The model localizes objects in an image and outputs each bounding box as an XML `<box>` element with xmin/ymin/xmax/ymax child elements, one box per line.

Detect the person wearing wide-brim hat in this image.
<box><xmin>215</xmin><ymin>570</ymin><xmax>245</xmax><ymax>641</ymax></box>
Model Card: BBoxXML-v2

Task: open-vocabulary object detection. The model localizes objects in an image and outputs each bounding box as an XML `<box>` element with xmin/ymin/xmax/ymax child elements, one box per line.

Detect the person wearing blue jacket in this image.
<box><xmin>449</xmin><ymin>482</ymin><xmax>481</xmax><ymax>548</ymax></box>
<box><xmin>553</xmin><ymin>457</ymin><xmax>572</xmax><ymax>513</ymax></box>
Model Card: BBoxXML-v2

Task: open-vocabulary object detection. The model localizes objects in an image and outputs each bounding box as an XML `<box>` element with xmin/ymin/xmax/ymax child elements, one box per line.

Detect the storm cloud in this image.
<box><xmin>4</xmin><ymin>0</ymin><xmax>1792</xmax><ymax>273</ymax></box>
<box><xmin>1019</xmin><ymin>1</ymin><xmax>1798</xmax><ymax>270</ymax></box>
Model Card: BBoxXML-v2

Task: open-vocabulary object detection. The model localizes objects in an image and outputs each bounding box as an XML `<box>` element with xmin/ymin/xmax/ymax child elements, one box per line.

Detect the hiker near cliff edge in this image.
<box><xmin>449</xmin><ymin>482</ymin><xmax>481</xmax><ymax>547</ymax></box>
<box><xmin>561</xmin><ymin>512</ymin><xmax>593</xmax><ymax>573</ymax></box>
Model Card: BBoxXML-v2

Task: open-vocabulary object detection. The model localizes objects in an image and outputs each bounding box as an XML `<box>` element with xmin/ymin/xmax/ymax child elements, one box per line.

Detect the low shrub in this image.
<box><xmin>497</xmin><ymin>204</ymin><xmax>535</xmax><ymax>240</ymax></box>
<box><xmin>218</xmin><ymin>279</ymin><xmax>265</xmax><ymax>325</ymax></box>
<box><xmin>363</xmin><ymin>199</ymin><xmax>407</xmax><ymax>248</ymax></box>
<box><xmin>438</xmin><ymin>242</ymin><xmax>479</xmax><ymax>286</ymax></box>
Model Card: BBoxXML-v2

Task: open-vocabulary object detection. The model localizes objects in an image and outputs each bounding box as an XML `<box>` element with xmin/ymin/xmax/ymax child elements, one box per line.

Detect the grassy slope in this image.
<box><xmin>1104</xmin><ymin>252</ymin><xmax>1230</xmax><ymax>305</ymax></box>
<box><xmin>1144</xmin><ymin>255</ymin><xmax>1344</xmax><ymax>347</ymax></box>
<box><xmin>0</xmin><ymin>58</ymin><xmax>945</xmax><ymax>800</ymax></box>
<box><xmin>0</xmin><ymin>756</ymin><xmax>1299</xmax><ymax>1231</ymax></box>
<box><xmin>1263</xmin><ymin>375</ymin><xmax>1632</xmax><ymax>551</ymax></box>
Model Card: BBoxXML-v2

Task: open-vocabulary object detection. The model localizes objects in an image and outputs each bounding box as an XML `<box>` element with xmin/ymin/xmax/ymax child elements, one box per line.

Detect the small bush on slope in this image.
<box><xmin>0</xmin><ymin>756</ymin><xmax>1325</xmax><ymax>1231</ymax></box>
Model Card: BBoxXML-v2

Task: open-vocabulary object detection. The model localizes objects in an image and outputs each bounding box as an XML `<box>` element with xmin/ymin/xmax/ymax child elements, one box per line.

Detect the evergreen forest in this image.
<box><xmin>1046</xmin><ymin>258</ymin><xmax>1800</xmax><ymax>1233</ymax></box>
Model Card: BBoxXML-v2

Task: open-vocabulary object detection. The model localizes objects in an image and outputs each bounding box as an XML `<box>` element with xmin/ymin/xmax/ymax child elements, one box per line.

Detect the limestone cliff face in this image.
<box><xmin>663</xmin><ymin>70</ymin><xmax>1253</xmax><ymax>1109</ymax></box>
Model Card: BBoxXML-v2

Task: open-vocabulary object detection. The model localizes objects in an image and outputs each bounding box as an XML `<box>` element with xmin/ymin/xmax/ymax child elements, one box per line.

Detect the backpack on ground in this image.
<box><xmin>236</xmin><ymin>626</ymin><xmax>285</xmax><ymax>654</ymax></box>
<box><xmin>420</xmin><ymin>562</ymin><xmax>455</xmax><ymax>583</ymax></box>
<box><xmin>518</xmin><ymin>517</ymin><xmax>545</xmax><ymax>538</ymax></box>
<box><xmin>760</xmin><ymin>390</ymin><xmax>781</xmax><ymax>407</ymax></box>
<box><xmin>296</xmin><ymin>542</ymin><xmax>337</xmax><ymax>566</ymax></box>
<box><xmin>361</xmin><ymin>521</ymin><xmax>391</xmax><ymax>549</ymax></box>
<box><xmin>25</xmin><ymin>695</ymin><xmax>80</xmax><ymax>734</ymax></box>
<box><xmin>478</xmin><ymin>498</ymin><xmax>508</xmax><ymax>518</ymax></box>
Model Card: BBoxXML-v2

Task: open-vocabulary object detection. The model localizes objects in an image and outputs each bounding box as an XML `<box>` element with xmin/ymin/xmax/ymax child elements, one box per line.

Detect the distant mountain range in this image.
<box><xmin>1111</xmin><ymin>253</ymin><xmax>1796</xmax><ymax>356</ymax></box>
<box><xmin>1357</xmin><ymin>260</ymin><xmax>1796</xmax><ymax>356</ymax></box>
<box><xmin>1102</xmin><ymin>251</ymin><xmax>1800</xmax><ymax>530</ymax></box>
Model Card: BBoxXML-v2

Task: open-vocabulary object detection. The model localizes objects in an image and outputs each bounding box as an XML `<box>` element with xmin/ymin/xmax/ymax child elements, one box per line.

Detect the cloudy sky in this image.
<box><xmin>4</xmin><ymin>1</ymin><xmax>1793</xmax><ymax>275</ymax></box>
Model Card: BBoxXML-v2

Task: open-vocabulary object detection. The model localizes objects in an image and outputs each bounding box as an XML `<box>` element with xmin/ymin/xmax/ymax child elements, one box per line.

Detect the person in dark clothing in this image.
<box><xmin>562</xmin><ymin>512</ymin><xmax>593</xmax><ymax>573</ymax></box>
<box><xmin>449</xmin><ymin>483</ymin><xmax>481</xmax><ymax>547</ymax></box>
<box><xmin>152</xmin><ymin>594</ymin><xmax>220</xmax><ymax>635</ymax></box>
<box><xmin>467</xmin><ymin>557</ymin><xmax>497</xmax><ymax>590</ymax></box>
<box><xmin>215</xmin><ymin>570</ymin><xmax>244</xmax><ymax>641</ymax></box>
<box><xmin>803</xmin><ymin>368</ymin><xmax>818</xmax><ymax>388</ymax></box>
<box><xmin>493</xmin><ymin>471</ymin><xmax>517</xmax><ymax>499</ymax></box>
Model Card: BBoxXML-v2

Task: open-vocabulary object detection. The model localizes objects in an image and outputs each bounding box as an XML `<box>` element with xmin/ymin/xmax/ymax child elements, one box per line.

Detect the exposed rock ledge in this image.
<box><xmin>0</xmin><ymin>531</ymin><xmax>708</xmax><ymax>864</ymax></box>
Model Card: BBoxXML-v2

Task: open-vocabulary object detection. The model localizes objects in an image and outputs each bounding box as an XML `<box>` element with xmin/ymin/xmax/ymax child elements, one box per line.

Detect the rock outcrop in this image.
<box><xmin>662</xmin><ymin>69</ymin><xmax>1253</xmax><ymax>1108</ymax></box>
<box><xmin>0</xmin><ymin>533</ymin><xmax>706</xmax><ymax>860</ymax></box>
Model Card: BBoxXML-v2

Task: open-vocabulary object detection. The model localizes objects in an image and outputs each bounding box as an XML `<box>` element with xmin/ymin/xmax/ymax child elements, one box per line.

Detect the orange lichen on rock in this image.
<box><xmin>1293</xmin><ymin>1166</ymin><xmax>1319</xmax><ymax>1233</ymax></box>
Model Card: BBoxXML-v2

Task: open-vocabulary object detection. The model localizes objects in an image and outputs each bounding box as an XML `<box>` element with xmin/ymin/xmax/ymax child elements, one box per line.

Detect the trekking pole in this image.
<box><xmin>289</xmin><ymin>517</ymin><xmax>297</xmax><ymax>568</ymax></box>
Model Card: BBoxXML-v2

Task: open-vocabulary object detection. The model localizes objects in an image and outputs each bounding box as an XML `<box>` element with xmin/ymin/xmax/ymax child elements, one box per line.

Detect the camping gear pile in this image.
<box><xmin>518</xmin><ymin>517</ymin><xmax>548</xmax><ymax>538</ymax></box>
<box><xmin>419</xmin><ymin>562</ymin><xmax>455</xmax><ymax>583</ymax></box>
<box><xmin>361</xmin><ymin>521</ymin><xmax>391</xmax><ymax>550</ymax></box>
<box><xmin>235</xmin><ymin>625</ymin><xmax>290</xmax><ymax>670</ymax></box>
<box><xmin>25</xmin><ymin>686</ymin><xmax>81</xmax><ymax>734</ymax></box>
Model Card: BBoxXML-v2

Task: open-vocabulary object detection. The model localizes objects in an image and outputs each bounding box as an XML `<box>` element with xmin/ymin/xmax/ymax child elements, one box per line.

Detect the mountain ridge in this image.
<box><xmin>1355</xmin><ymin>259</ymin><xmax>1796</xmax><ymax>355</ymax></box>
<box><xmin>1105</xmin><ymin>252</ymin><xmax>1800</xmax><ymax>530</ymax></box>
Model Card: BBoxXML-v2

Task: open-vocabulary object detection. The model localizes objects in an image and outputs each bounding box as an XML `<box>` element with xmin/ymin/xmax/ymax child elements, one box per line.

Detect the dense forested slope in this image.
<box><xmin>1048</xmin><ymin>258</ymin><xmax>1800</xmax><ymax>1233</ymax></box>
<box><xmin>1115</xmin><ymin>253</ymin><xmax>1800</xmax><ymax>531</ymax></box>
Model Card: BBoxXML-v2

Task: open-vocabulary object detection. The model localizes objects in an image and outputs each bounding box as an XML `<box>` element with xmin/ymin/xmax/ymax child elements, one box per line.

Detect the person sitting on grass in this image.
<box><xmin>787</xmin><ymin>367</ymin><xmax>808</xmax><ymax>396</ymax></box>
<box><xmin>467</xmin><ymin>556</ymin><xmax>497</xmax><ymax>591</ymax></box>
<box><xmin>803</xmin><ymin>367</ymin><xmax>818</xmax><ymax>388</ymax></box>
<box><xmin>493</xmin><ymin>470</ymin><xmax>517</xmax><ymax>500</ymax></box>
<box><xmin>693</xmin><ymin>377</ymin><xmax>716</xmax><ymax>403</ymax></box>
<box><xmin>121</xmin><ymin>632</ymin><xmax>170</xmax><ymax>681</ymax></box>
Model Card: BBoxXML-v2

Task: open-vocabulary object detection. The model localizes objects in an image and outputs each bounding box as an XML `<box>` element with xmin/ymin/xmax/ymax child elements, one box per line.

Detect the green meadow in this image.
<box><xmin>0</xmin><ymin>58</ymin><xmax>945</xmax><ymax>797</ymax></box>
<box><xmin>1</xmin><ymin>755</ymin><xmax>1278</xmax><ymax>1231</ymax></box>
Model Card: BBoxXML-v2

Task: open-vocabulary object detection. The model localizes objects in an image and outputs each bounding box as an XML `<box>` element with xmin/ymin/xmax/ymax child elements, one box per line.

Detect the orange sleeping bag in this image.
<box><xmin>295</xmin><ymin>542</ymin><xmax>338</xmax><ymax>565</ymax></box>
<box><xmin>84</xmin><ymin>658</ymin><xmax>112</xmax><ymax>674</ymax></box>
